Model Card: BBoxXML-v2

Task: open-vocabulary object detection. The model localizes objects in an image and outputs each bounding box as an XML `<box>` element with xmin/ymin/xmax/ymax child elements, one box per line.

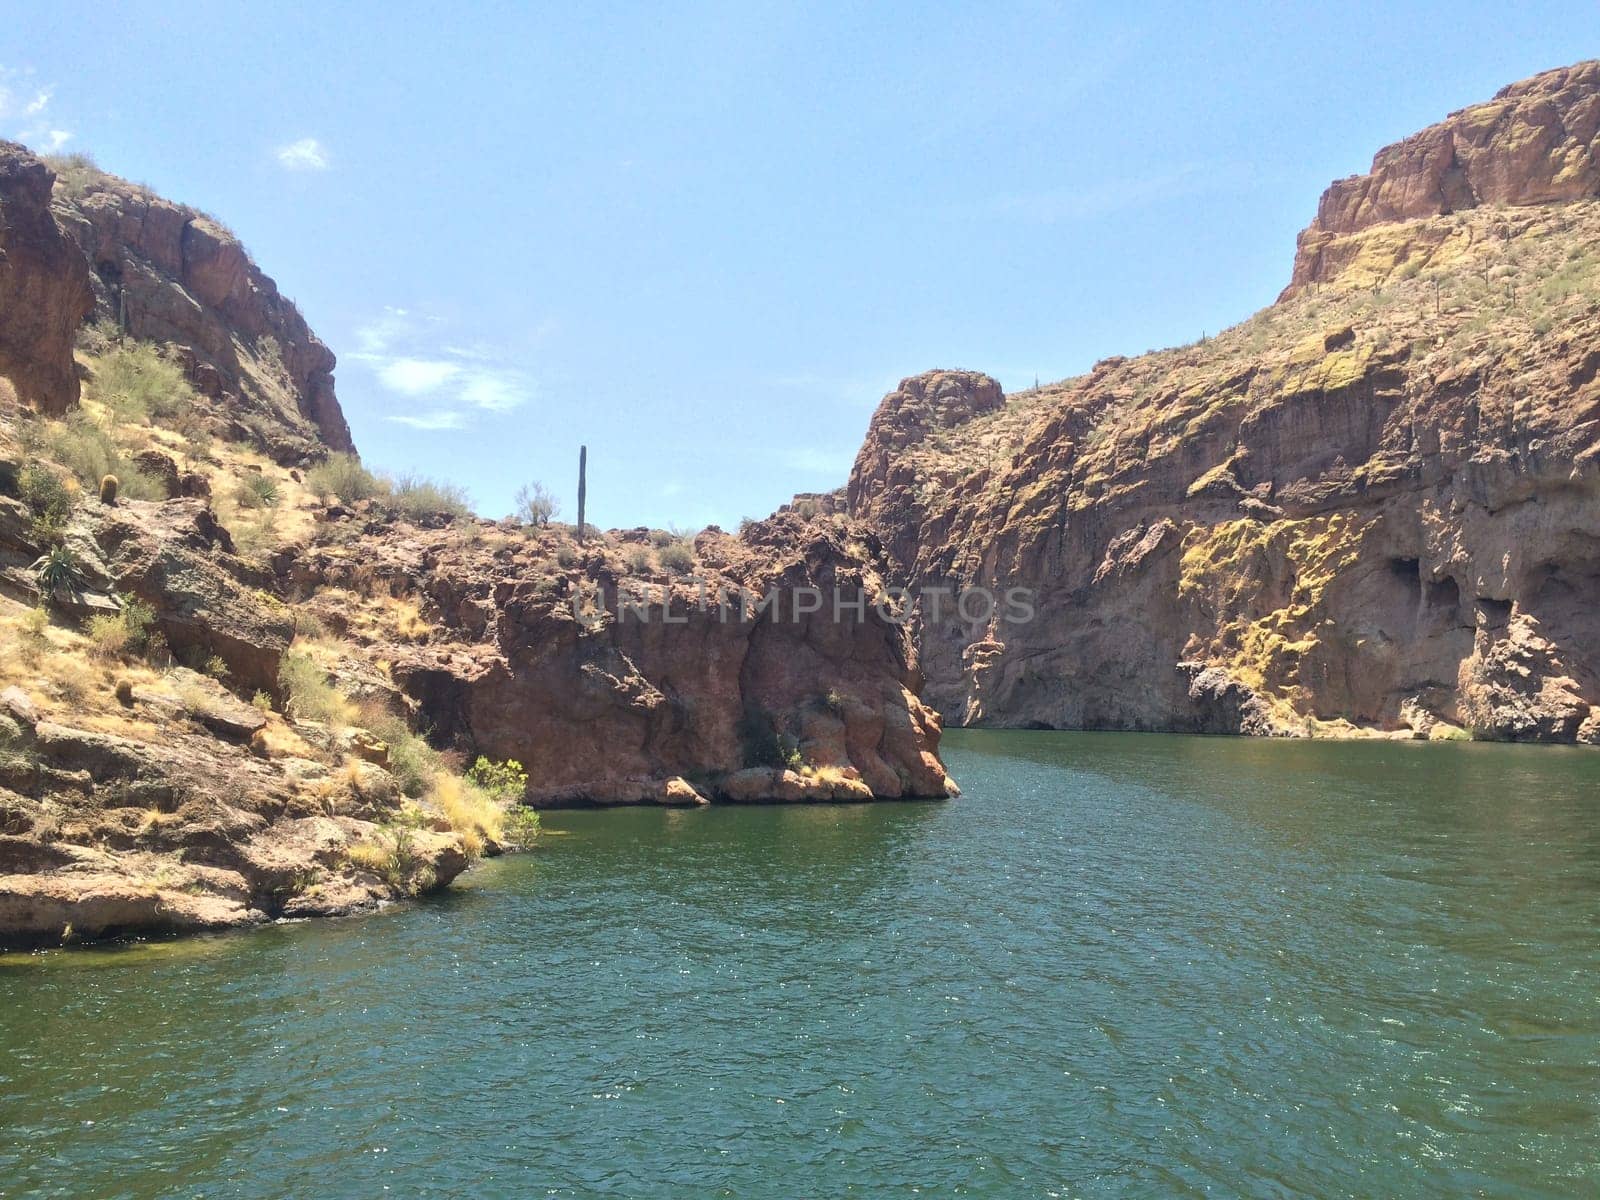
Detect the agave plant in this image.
<box><xmin>32</xmin><ymin>544</ymin><xmax>84</xmax><ymax>601</ymax></box>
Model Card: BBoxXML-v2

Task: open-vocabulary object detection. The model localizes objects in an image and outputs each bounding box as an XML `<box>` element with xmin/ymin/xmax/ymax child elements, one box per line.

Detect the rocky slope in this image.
<box><xmin>0</xmin><ymin>145</ymin><xmax>951</xmax><ymax>947</ymax></box>
<box><xmin>848</xmin><ymin>61</ymin><xmax>1600</xmax><ymax>742</ymax></box>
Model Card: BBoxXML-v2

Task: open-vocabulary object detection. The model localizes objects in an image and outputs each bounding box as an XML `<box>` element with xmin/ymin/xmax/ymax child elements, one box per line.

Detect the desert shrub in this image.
<box><xmin>251</xmin><ymin>690</ymin><xmax>274</xmax><ymax>713</ymax></box>
<box><xmin>17</xmin><ymin>606</ymin><xmax>50</xmax><ymax>663</ymax></box>
<box><xmin>658</xmin><ymin>541</ymin><xmax>694</xmax><ymax>575</ymax></box>
<box><xmin>18</xmin><ymin>463</ymin><xmax>73</xmax><ymax>531</ymax></box>
<box><xmin>346</xmin><ymin>825</ymin><xmax>425</xmax><ymax>892</ymax></box>
<box><xmin>38</xmin><ymin>413</ymin><xmax>164</xmax><ymax>500</ymax></box>
<box><xmin>624</xmin><ymin>545</ymin><xmax>654</xmax><ymax>574</ymax></box>
<box><xmin>466</xmin><ymin>756</ymin><xmax>528</xmax><ymax>802</ymax></box>
<box><xmin>428</xmin><ymin>774</ymin><xmax>503</xmax><ymax>859</ymax></box>
<box><xmin>555</xmin><ymin>544</ymin><xmax>579</xmax><ymax>568</ymax></box>
<box><xmin>513</xmin><ymin>481</ymin><xmax>558</xmax><ymax>525</ymax></box>
<box><xmin>33</xmin><ymin>545</ymin><xmax>84</xmax><ymax>601</ymax></box>
<box><xmin>279</xmin><ymin>652</ymin><xmax>355</xmax><ymax>724</ymax></box>
<box><xmin>306</xmin><ymin>453</ymin><xmax>385</xmax><ymax>504</ymax></box>
<box><xmin>292</xmin><ymin>610</ymin><xmax>327</xmax><ymax>639</ymax></box>
<box><xmin>92</xmin><ymin>341</ymin><xmax>197</xmax><ymax>422</ymax></box>
<box><xmin>42</xmin><ymin>152</ymin><xmax>104</xmax><ymax>200</ymax></box>
<box><xmin>503</xmin><ymin>807</ymin><xmax>542</xmax><ymax>849</ymax></box>
<box><xmin>355</xmin><ymin>706</ymin><xmax>444</xmax><ymax>798</ymax></box>
<box><xmin>84</xmin><ymin>614</ymin><xmax>130</xmax><ymax>659</ymax></box>
<box><xmin>235</xmin><ymin>473</ymin><xmax>280</xmax><ymax>509</ymax></box>
<box><xmin>84</xmin><ymin>599</ymin><xmax>156</xmax><ymax>660</ymax></box>
<box><xmin>389</xmin><ymin>472</ymin><xmax>472</xmax><ymax>520</ymax></box>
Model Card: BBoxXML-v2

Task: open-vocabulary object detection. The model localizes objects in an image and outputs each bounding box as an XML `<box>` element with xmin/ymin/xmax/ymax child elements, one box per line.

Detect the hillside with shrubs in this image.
<box><xmin>0</xmin><ymin>143</ymin><xmax>952</xmax><ymax>946</ymax></box>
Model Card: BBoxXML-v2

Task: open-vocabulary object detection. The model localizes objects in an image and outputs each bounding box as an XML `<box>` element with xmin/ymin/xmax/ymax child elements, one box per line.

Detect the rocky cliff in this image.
<box><xmin>849</xmin><ymin>62</ymin><xmax>1600</xmax><ymax>743</ymax></box>
<box><xmin>0</xmin><ymin>145</ymin><xmax>950</xmax><ymax>947</ymax></box>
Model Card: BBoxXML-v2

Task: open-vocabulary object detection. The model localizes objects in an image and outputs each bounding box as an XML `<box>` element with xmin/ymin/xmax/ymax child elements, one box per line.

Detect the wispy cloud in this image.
<box><xmin>1</xmin><ymin>67</ymin><xmax>73</xmax><ymax>153</ymax></box>
<box><xmin>378</xmin><ymin>358</ymin><xmax>460</xmax><ymax>395</ymax></box>
<box><xmin>276</xmin><ymin>137</ymin><xmax>329</xmax><ymax>171</ymax></box>
<box><xmin>388</xmin><ymin>410</ymin><xmax>467</xmax><ymax>431</ymax></box>
<box><xmin>351</xmin><ymin>306</ymin><xmax>541</xmax><ymax>431</ymax></box>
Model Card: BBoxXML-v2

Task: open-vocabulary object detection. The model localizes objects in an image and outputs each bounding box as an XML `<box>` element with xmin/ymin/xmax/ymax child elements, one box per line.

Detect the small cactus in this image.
<box><xmin>99</xmin><ymin>474</ymin><xmax>119</xmax><ymax>505</ymax></box>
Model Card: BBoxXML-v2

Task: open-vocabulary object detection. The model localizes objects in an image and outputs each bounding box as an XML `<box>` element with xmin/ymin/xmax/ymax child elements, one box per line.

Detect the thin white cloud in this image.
<box><xmin>276</xmin><ymin>137</ymin><xmax>329</xmax><ymax>171</ymax></box>
<box><xmin>457</xmin><ymin>368</ymin><xmax>530</xmax><ymax>412</ymax></box>
<box><xmin>378</xmin><ymin>357</ymin><xmax>460</xmax><ymax>395</ymax></box>
<box><xmin>351</xmin><ymin>306</ymin><xmax>544</xmax><ymax>432</ymax></box>
<box><xmin>0</xmin><ymin>67</ymin><xmax>73</xmax><ymax>151</ymax></box>
<box><xmin>388</xmin><ymin>410</ymin><xmax>466</xmax><ymax>431</ymax></box>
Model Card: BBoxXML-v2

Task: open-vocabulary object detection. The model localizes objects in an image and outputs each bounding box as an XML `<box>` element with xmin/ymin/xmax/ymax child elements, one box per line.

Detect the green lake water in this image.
<box><xmin>3</xmin><ymin>730</ymin><xmax>1600</xmax><ymax>1197</ymax></box>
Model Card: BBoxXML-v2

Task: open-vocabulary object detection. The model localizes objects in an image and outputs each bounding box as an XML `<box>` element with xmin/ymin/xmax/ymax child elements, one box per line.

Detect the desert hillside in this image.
<box><xmin>0</xmin><ymin>148</ymin><xmax>951</xmax><ymax>947</ymax></box>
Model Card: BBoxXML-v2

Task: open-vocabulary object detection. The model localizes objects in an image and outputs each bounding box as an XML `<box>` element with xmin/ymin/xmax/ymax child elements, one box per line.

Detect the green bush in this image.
<box><xmin>356</xmin><ymin>706</ymin><xmax>445</xmax><ymax>798</ymax></box>
<box><xmin>466</xmin><ymin>756</ymin><xmax>528</xmax><ymax>802</ymax></box>
<box><xmin>624</xmin><ymin>545</ymin><xmax>654</xmax><ymax>574</ymax></box>
<box><xmin>658</xmin><ymin>541</ymin><xmax>694</xmax><ymax>574</ymax></box>
<box><xmin>86</xmin><ymin>598</ymin><xmax>158</xmax><ymax>660</ymax></box>
<box><xmin>389</xmin><ymin>472</ymin><xmax>472</xmax><ymax>520</ymax></box>
<box><xmin>92</xmin><ymin>341</ymin><xmax>197</xmax><ymax>423</ymax></box>
<box><xmin>503</xmin><ymin>807</ymin><xmax>542</xmax><ymax>849</ymax></box>
<box><xmin>278</xmin><ymin>652</ymin><xmax>353</xmax><ymax>724</ymax></box>
<box><xmin>18</xmin><ymin>463</ymin><xmax>72</xmax><ymax>527</ymax></box>
<box><xmin>306</xmin><ymin>453</ymin><xmax>385</xmax><ymax>504</ymax></box>
<box><xmin>39</xmin><ymin>412</ymin><xmax>165</xmax><ymax>500</ymax></box>
<box><xmin>34</xmin><ymin>545</ymin><xmax>84</xmax><ymax>601</ymax></box>
<box><xmin>235</xmin><ymin>473</ymin><xmax>280</xmax><ymax>509</ymax></box>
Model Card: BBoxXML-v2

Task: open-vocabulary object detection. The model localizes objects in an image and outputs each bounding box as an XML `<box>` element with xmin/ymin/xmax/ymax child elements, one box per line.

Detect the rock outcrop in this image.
<box><xmin>1288</xmin><ymin>61</ymin><xmax>1600</xmax><ymax>295</ymax></box>
<box><xmin>49</xmin><ymin>155</ymin><xmax>353</xmax><ymax>459</ymax></box>
<box><xmin>849</xmin><ymin>61</ymin><xmax>1600</xmax><ymax>743</ymax></box>
<box><xmin>0</xmin><ymin>143</ymin><xmax>92</xmax><ymax>413</ymax></box>
<box><xmin>292</xmin><ymin>509</ymin><xmax>955</xmax><ymax>806</ymax></box>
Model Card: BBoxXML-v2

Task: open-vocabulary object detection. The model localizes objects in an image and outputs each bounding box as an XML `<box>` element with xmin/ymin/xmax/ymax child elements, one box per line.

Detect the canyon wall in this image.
<box><xmin>849</xmin><ymin>62</ymin><xmax>1600</xmax><ymax>742</ymax></box>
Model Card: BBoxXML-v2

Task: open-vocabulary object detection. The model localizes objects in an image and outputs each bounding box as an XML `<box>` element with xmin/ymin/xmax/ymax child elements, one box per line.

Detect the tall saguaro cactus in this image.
<box><xmin>577</xmin><ymin>445</ymin><xmax>588</xmax><ymax>545</ymax></box>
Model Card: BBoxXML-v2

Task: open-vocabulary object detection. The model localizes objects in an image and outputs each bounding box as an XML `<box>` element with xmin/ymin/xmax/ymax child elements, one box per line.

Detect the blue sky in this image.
<box><xmin>3</xmin><ymin>2</ymin><xmax>1595</xmax><ymax>529</ymax></box>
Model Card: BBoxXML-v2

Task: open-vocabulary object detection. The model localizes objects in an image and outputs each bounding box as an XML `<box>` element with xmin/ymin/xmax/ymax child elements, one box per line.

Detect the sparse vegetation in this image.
<box><xmin>306</xmin><ymin>453</ymin><xmax>384</xmax><ymax>504</ymax></box>
<box><xmin>83</xmin><ymin>599</ymin><xmax>156</xmax><ymax>661</ymax></box>
<box><xmin>503</xmin><ymin>806</ymin><xmax>542</xmax><ymax>849</ymax></box>
<box><xmin>658</xmin><ymin>541</ymin><xmax>694</xmax><ymax>574</ymax></box>
<box><xmin>91</xmin><ymin>340</ymin><xmax>198</xmax><ymax>423</ymax></box>
<box><xmin>278</xmin><ymin>652</ymin><xmax>356</xmax><ymax>725</ymax></box>
<box><xmin>514</xmin><ymin>481</ymin><xmax>558</xmax><ymax>526</ymax></box>
<box><xmin>33</xmin><ymin>545</ymin><xmax>84</xmax><ymax>602</ymax></box>
<box><xmin>466</xmin><ymin>756</ymin><xmax>528</xmax><ymax>802</ymax></box>
<box><xmin>624</xmin><ymin>545</ymin><xmax>654</xmax><ymax>574</ymax></box>
<box><xmin>235</xmin><ymin>472</ymin><xmax>280</xmax><ymax>509</ymax></box>
<box><xmin>388</xmin><ymin>472</ymin><xmax>472</xmax><ymax>520</ymax></box>
<box><xmin>17</xmin><ymin>463</ymin><xmax>73</xmax><ymax>541</ymax></box>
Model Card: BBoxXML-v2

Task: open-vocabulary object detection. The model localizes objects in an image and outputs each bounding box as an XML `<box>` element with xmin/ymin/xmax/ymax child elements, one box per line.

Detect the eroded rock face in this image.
<box><xmin>848</xmin><ymin>63</ymin><xmax>1600</xmax><ymax>743</ymax></box>
<box><xmin>1288</xmin><ymin>60</ymin><xmax>1600</xmax><ymax>295</ymax></box>
<box><xmin>298</xmin><ymin>510</ymin><xmax>955</xmax><ymax>806</ymax></box>
<box><xmin>52</xmin><ymin>168</ymin><xmax>353</xmax><ymax>459</ymax></box>
<box><xmin>0</xmin><ymin>144</ymin><xmax>92</xmax><ymax>413</ymax></box>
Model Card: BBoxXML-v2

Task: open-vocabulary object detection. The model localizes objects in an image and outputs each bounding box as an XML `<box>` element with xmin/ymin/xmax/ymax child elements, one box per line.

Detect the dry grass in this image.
<box><xmin>427</xmin><ymin>773</ymin><xmax>503</xmax><ymax>858</ymax></box>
